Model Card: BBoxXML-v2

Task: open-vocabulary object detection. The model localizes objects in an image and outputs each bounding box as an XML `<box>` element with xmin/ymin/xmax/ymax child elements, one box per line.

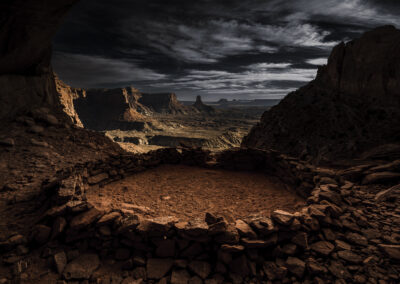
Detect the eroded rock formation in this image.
<box><xmin>193</xmin><ymin>95</ymin><xmax>215</xmax><ymax>114</ymax></box>
<box><xmin>243</xmin><ymin>26</ymin><xmax>400</xmax><ymax>161</ymax></box>
<box><xmin>0</xmin><ymin>0</ymin><xmax>79</xmax><ymax>119</ymax></box>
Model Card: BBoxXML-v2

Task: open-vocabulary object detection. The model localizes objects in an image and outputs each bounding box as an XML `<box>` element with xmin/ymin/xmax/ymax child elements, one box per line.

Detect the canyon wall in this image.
<box><xmin>243</xmin><ymin>26</ymin><xmax>400</xmax><ymax>161</ymax></box>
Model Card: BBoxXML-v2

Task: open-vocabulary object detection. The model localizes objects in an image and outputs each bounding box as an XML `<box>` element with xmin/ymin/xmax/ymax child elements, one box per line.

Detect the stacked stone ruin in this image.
<box><xmin>1</xmin><ymin>148</ymin><xmax>399</xmax><ymax>283</ymax></box>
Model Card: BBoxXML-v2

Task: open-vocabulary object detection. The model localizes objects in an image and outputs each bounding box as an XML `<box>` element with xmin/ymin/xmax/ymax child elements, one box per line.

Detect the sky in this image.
<box><xmin>52</xmin><ymin>0</ymin><xmax>400</xmax><ymax>101</ymax></box>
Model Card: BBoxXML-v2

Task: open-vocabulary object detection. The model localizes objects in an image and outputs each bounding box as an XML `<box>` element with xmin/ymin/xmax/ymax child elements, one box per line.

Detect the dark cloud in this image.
<box><xmin>53</xmin><ymin>0</ymin><xmax>400</xmax><ymax>100</ymax></box>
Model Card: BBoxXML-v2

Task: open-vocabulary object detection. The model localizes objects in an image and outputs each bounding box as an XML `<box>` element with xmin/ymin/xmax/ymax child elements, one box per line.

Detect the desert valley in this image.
<box><xmin>0</xmin><ymin>1</ymin><xmax>400</xmax><ymax>284</ymax></box>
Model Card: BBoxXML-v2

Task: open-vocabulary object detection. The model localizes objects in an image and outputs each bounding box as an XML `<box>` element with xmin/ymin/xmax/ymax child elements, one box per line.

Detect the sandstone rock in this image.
<box><xmin>97</xmin><ymin>211</ymin><xmax>121</xmax><ymax>226</ymax></box>
<box><xmin>241</xmin><ymin>238</ymin><xmax>270</xmax><ymax>249</ymax></box>
<box><xmin>271</xmin><ymin>210</ymin><xmax>294</xmax><ymax>226</ymax></box>
<box><xmin>242</xmin><ymin>26</ymin><xmax>400</xmax><ymax>161</ymax></box>
<box><xmin>205</xmin><ymin>212</ymin><xmax>223</xmax><ymax>225</ymax></box>
<box><xmin>263</xmin><ymin>261</ymin><xmax>287</xmax><ymax>281</ymax></box>
<box><xmin>335</xmin><ymin>240</ymin><xmax>352</xmax><ymax>251</ymax></box>
<box><xmin>310</xmin><ymin>241</ymin><xmax>334</xmax><ymax>256</ymax></box>
<box><xmin>378</xmin><ymin>244</ymin><xmax>400</xmax><ymax>260</ymax></box>
<box><xmin>282</xmin><ymin>243</ymin><xmax>297</xmax><ymax>255</ymax></box>
<box><xmin>188</xmin><ymin>261</ymin><xmax>211</xmax><ymax>279</ymax></box>
<box><xmin>137</xmin><ymin>216</ymin><xmax>178</xmax><ymax>236</ymax></box>
<box><xmin>291</xmin><ymin>232</ymin><xmax>308</xmax><ymax>248</ymax></box>
<box><xmin>235</xmin><ymin>220</ymin><xmax>257</xmax><ymax>239</ymax></box>
<box><xmin>88</xmin><ymin>173</ymin><xmax>109</xmax><ymax>185</ymax></box>
<box><xmin>286</xmin><ymin>257</ymin><xmax>305</xmax><ymax>278</ymax></box>
<box><xmin>53</xmin><ymin>251</ymin><xmax>67</xmax><ymax>274</ymax></box>
<box><xmin>306</xmin><ymin>258</ymin><xmax>328</xmax><ymax>275</ymax></box>
<box><xmin>63</xmin><ymin>253</ymin><xmax>100</xmax><ymax>280</ymax></box>
<box><xmin>171</xmin><ymin>269</ymin><xmax>191</xmax><ymax>284</ymax></box>
<box><xmin>220</xmin><ymin>244</ymin><xmax>245</xmax><ymax>253</ymax></box>
<box><xmin>214</xmin><ymin>225</ymin><xmax>240</xmax><ymax>244</ymax></box>
<box><xmin>375</xmin><ymin>184</ymin><xmax>400</xmax><ymax>202</ymax></box>
<box><xmin>28</xmin><ymin>125</ymin><xmax>44</xmax><ymax>134</ymax></box>
<box><xmin>328</xmin><ymin>260</ymin><xmax>350</xmax><ymax>279</ymax></box>
<box><xmin>146</xmin><ymin>258</ymin><xmax>173</xmax><ymax>279</ymax></box>
<box><xmin>70</xmin><ymin>208</ymin><xmax>102</xmax><ymax>230</ymax></box>
<box><xmin>208</xmin><ymin>220</ymin><xmax>228</xmax><ymax>235</ymax></box>
<box><xmin>362</xmin><ymin>172</ymin><xmax>400</xmax><ymax>184</ymax></box>
<box><xmin>337</xmin><ymin>250</ymin><xmax>362</xmax><ymax>264</ymax></box>
<box><xmin>346</xmin><ymin>233</ymin><xmax>368</xmax><ymax>246</ymax></box>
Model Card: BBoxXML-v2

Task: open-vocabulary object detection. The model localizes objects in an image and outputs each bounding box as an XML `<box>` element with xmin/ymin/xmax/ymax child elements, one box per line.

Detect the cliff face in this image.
<box><xmin>0</xmin><ymin>0</ymin><xmax>78</xmax><ymax>120</ymax></box>
<box><xmin>242</xmin><ymin>26</ymin><xmax>400</xmax><ymax>161</ymax></box>
<box><xmin>138</xmin><ymin>93</ymin><xmax>190</xmax><ymax>114</ymax></box>
<box><xmin>55</xmin><ymin>76</ymin><xmax>84</xmax><ymax>127</ymax></box>
<box><xmin>72</xmin><ymin>87</ymin><xmax>148</xmax><ymax>131</ymax></box>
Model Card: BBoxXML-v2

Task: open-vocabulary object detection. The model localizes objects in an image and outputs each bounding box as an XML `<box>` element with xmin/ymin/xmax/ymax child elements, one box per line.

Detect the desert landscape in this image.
<box><xmin>0</xmin><ymin>1</ymin><xmax>400</xmax><ymax>284</ymax></box>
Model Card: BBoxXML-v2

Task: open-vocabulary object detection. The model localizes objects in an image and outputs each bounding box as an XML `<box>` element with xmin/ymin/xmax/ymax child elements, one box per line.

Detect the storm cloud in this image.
<box><xmin>53</xmin><ymin>0</ymin><xmax>400</xmax><ymax>100</ymax></box>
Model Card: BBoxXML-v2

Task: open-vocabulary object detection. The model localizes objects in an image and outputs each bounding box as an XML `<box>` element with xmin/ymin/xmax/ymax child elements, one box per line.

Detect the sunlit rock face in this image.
<box><xmin>243</xmin><ymin>26</ymin><xmax>400</xmax><ymax>161</ymax></box>
<box><xmin>0</xmin><ymin>0</ymin><xmax>78</xmax><ymax>119</ymax></box>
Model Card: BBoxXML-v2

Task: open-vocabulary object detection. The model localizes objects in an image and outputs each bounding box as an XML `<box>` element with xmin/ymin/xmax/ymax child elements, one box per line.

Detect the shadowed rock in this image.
<box><xmin>243</xmin><ymin>26</ymin><xmax>400</xmax><ymax>162</ymax></box>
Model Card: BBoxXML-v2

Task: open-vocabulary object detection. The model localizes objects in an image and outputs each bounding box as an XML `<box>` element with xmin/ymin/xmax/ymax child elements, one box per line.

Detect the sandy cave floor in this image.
<box><xmin>86</xmin><ymin>164</ymin><xmax>305</xmax><ymax>222</ymax></box>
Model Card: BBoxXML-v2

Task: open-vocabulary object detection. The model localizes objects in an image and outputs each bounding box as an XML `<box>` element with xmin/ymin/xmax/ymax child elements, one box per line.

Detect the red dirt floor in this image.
<box><xmin>87</xmin><ymin>164</ymin><xmax>305</xmax><ymax>222</ymax></box>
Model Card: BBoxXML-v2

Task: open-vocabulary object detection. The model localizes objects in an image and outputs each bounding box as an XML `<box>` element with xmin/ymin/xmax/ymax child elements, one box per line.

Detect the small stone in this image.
<box><xmin>29</xmin><ymin>125</ymin><xmax>44</xmax><ymax>134</ymax></box>
<box><xmin>286</xmin><ymin>257</ymin><xmax>305</xmax><ymax>278</ymax></box>
<box><xmin>375</xmin><ymin>184</ymin><xmax>400</xmax><ymax>202</ymax></box>
<box><xmin>337</xmin><ymin>250</ymin><xmax>363</xmax><ymax>264</ymax></box>
<box><xmin>220</xmin><ymin>244</ymin><xmax>245</xmax><ymax>253</ymax></box>
<box><xmin>0</xmin><ymin>138</ymin><xmax>14</xmax><ymax>147</ymax></box>
<box><xmin>291</xmin><ymin>232</ymin><xmax>308</xmax><ymax>248</ymax></box>
<box><xmin>310</xmin><ymin>241</ymin><xmax>335</xmax><ymax>256</ymax></box>
<box><xmin>271</xmin><ymin>210</ymin><xmax>294</xmax><ymax>226</ymax></box>
<box><xmin>307</xmin><ymin>258</ymin><xmax>328</xmax><ymax>275</ymax></box>
<box><xmin>171</xmin><ymin>269</ymin><xmax>191</xmax><ymax>284</ymax></box>
<box><xmin>328</xmin><ymin>260</ymin><xmax>350</xmax><ymax>279</ymax></box>
<box><xmin>362</xmin><ymin>172</ymin><xmax>400</xmax><ymax>185</ymax></box>
<box><xmin>88</xmin><ymin>173</ymin><xmax>109</xmax><ymax>185</ymax></box>
<box><xmin>146</xmin><ymin>258</ymin><xmax>173</xmax><ymax>279</ymax></box>
<box><xmin>53</xmin><ymin>251</ymin><xmax>67</xmax><ymax>274</ymax></box>
<box><xmin>263</xmin><ymin>261</ymin><xmax>287</xmax><ymax>280</ymax></box>
<box><xmin>335</xmin><ymin>240</ymin><xmax>352</xmax><ymax>251</ymax></box>
<box><xmin>235</xmin><ymin>220</ymin><xmax>257</xmax><ymax>239</ymax></box>
<box><xmin>346</xmin><ymin>233</ymin><xmax>368</xmax><ymax>246</ymax></box>
<box><xmin>282</xmin><ymin>243</ymin><xmax>297</xmax><ymax>255</ymax></box>
<box><xmin>205</xmin><ymin>212</ymin><xmax>223</xmax><ymax>225</ymax></box>
<box><xmin>97</xmin><ymin>211</ymin><xmax>121</xmax><ymax>226</ymax></box>
<box><xmin>44</xmin><ymin>114</ymin><xmax>59</xmax><ymax>126</ymax></box>
<box><xmin>70</xmin><ymin>208</ymin><xmax>102</xmax><ymax>230</ymax></box>
<box><xmin>378</xmin><ymin>244</ymin><xmax>400</xmax><ymax>260</ymax></box>
<box><xmin>63</xmin><ymin>253</ymin><xmax>100</xmax><ymax>280</ymax></box>
<box><xmin>188</xmin><ymin>260</ymin><xmax>211</xmax><ymax>279</ymax></box>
